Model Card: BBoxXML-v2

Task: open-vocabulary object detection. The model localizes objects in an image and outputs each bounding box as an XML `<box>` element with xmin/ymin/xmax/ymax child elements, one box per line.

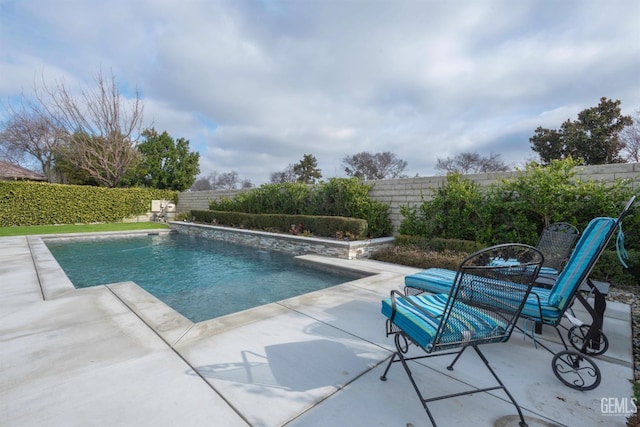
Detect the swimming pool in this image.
<box><xmin>45</xmin><ymin>232</ymin><xmax>358</xmax><ymax>322</ymax></box>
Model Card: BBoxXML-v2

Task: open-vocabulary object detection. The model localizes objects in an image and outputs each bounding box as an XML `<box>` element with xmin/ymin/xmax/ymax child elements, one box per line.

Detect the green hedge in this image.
<box><xmin>208</xmin><ymin>178</ymin><xmax>393</xmax><ymax>238</ymax></box>
<box><xmin>399</xmin><ymin>160</ymin><xmax>639</xmax><ymax>250</ymax></box>
<box><xmin>191</xmin><ymin>210</ymin><xmax>369</xmax><ymax>240</ymax></box>
<box><xmin>393</xmin><ymin>235</ymin><xmax>485</xmax><ymax>253</ymax></box>
<box><xmin>0</xmin><ymin>181</ymin><xmax>177</xmax><ymax>226</ymax></box>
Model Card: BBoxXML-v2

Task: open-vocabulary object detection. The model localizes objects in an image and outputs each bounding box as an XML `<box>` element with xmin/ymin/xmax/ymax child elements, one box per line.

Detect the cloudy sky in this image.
<box><xmin>1</xmin><ymin>0</ymin><xmax>639</xmax><ymax>185</ymax></box>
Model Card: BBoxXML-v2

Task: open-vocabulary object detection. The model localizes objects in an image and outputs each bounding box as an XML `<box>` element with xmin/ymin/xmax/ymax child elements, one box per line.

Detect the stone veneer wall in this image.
<box><xmin>169</xmin><ymin>221</ymin><xmax>395</xmax><ymax>259</ymax></box>
<box><xmin>177</xmin><ymin>163</ymin><xmax>640</xmax><ymax>231</ymax></box>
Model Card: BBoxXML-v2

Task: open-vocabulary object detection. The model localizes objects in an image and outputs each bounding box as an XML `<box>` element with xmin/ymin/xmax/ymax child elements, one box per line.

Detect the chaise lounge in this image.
<box><xmin>401</xmin><ymin>196</ymin><xmax>636</xmax><ymax>390</ymax></box>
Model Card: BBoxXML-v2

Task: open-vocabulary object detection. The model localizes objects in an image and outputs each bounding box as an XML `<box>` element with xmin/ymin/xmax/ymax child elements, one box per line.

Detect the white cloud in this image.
<box><xmin>1</xmin><ymin>0</ymin><xmax>639</xmax><ymax>184</ymax></box>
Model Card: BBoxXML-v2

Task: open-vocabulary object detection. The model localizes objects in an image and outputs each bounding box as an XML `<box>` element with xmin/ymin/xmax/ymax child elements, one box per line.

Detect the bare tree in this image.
<box><xmin>0</xmin><ymin>90</ymin><xmax>70</xmax><ymax>180</ymax></box>
<box><xmin>435</xmin><ymin>152</ymin><xmax>510</xmax><ymax>174</ymax></box>
<box><xmin>620</xmin><ymin>108</ymin><xmax>640</xmax><ymax>162</ymax></box>
<box><xmin>191</xmin><ymin>170</ymin><xmax>253</xmax><ymax>190</ymax></box>
<box><xmin>342</xmin><ymin>151</ymin><xmax>408</xmax><ymax>180</ymax></box>
<box><xmin>270</xmin><ymin>164</ymin><xmax>297</xmax><ymax>183</ymax></box>
<box><xmin>213</xmin><ymin>171</ymin><xmax>240</xmax><ymax>189</ymax></box>
<box><xmin>35</xmin><ymin>69</ymin><xmax>144</xmax><ymax>187</ymax></box>
<box><xmin>0</xmin><ymin>102</ymin><xmax>65</xmax><ymax>180</ymax></box>
<box><xmin>190</xmin><ymin>177</ymin><xmax>213</xmax><ymax>191</ymax></box>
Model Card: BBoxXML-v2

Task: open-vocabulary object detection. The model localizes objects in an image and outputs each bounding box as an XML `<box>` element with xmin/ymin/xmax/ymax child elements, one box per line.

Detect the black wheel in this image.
<box><xmin>568</xmin><ymin>324</ymin><xmax>609</xmax><ymax>356</ymax></box>
<box><xmin>552</xmin><ymin>350</ymin><xmax>601</xmax><ymax>390</ymax></box>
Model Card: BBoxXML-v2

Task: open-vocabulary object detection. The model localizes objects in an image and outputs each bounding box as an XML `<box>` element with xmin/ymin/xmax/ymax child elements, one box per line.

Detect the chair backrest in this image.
<box><xmin>548</xmin><ymin>196</ymin><xmax>636</xmax><ymax>311</ymax></box>
<box><xmin>536</xmin><ymin>222</ymin><xmax>580</xmax><ymax>273</ymax></box>
<box><xmin>432</xmin><ymin>243</ymin><xmax>544</xmax><ymax>350</ymax></box>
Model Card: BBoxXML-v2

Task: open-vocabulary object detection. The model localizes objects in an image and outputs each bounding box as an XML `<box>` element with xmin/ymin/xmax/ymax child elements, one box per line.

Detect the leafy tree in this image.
<box><xmin>128</xmin><ymin>129</ymin><xmax>200</xmax><ymax>191</ymax></box>
<box><xmin>435</xmin><ymin>152</ymin><xmax>510</xmax><ymax>174</ymax></box>
<box><xmin>293</xmin><ymin>154</ymin><xmax>322</xmax><ymax>184</ymax></box>
<box><xmin>530</xmin><ymin>97</ymin><xmax>633</xmax><ymax>165</ymax></box>
<box><xmin>620</xmin><ymin>108</ymin><xmax>640</xmax><ymax>162</ymax></box>
<box><xmin>342</xmin><ymin>151</ymin><xmax>408</xmax><ymax>180</ymax></box>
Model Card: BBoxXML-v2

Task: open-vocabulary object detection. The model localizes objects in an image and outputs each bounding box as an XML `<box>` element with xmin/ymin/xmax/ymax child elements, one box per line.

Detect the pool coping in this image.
<box><xmin>29</xmin><ymin>231</ymin><xmax>391</xmax><ymax>347</ymax></box>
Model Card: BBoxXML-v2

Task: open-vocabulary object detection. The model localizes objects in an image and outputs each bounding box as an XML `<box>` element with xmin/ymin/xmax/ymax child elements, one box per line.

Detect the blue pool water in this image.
<box><xmin>45</xmin><ymin>233</ymin><xmax>355</xmax><ymax>322</ymax></box>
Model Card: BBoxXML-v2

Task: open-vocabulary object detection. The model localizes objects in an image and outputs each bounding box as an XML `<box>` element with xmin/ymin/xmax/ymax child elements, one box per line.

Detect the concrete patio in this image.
<box><xmin>1</xmin><ymin>232</ymin><xmax>636</xmax><ymax>426</ymax></box>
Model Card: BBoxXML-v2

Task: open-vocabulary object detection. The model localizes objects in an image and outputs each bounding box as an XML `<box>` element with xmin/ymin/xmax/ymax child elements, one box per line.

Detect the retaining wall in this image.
<box><xmin>169</xmin><ymin>221</ymin><xmax>395</xmax><ymax>259</ymax></box>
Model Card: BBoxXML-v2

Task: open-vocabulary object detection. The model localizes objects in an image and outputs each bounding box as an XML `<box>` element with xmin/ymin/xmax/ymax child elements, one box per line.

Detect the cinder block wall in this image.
<box><xmin>176</xmin><ymin>189</ymin><xmax>247</xmax><ymax>214</ymax></box>
<box><xmin>177</xmin><ymin>163</ymin><xmax>640</xmax><ymax>231</ymax></box>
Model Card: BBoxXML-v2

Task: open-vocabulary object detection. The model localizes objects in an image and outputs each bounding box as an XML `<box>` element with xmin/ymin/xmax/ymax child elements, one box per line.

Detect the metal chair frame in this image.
<box><xmin>380</xmin><ymin>243</ymin><xmax>544</xmax><ymax>427</ymax></box>
<box><xmin>401</xmin><ymin>197</ymin><xmax>635</xmax><ymax>391</ymax></box>
<box><xmin>517</xmin><ymin>196</ymin><xmax>635</xmax><ymax>390</ymax></box>
<box><xmin>535</xmin><ymin>222</ymin><xmax>580</xmax><ymax>276</ymax></box>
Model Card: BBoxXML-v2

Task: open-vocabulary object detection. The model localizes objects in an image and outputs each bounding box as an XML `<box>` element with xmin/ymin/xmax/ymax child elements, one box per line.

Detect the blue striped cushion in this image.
<box><xmin>405</xmin><ymin>268</ymin><xmax>561</xmax><ymax>322</ymax></box>
<box><xmin>548</xmin><ymin>217</ymin><xmax>615</xmax><ymax>309</ymax></box>
<box><xmin>405</xmin><ymin>268</ymin><xmax>458</xmax><ymax>294</ymax></box>
<box><xmin>381</xmin><ymin>293</ymin><xmax>508</xmax><ymax>350</ymax></box>
<box><xmin>490</xmin><ymin>258</ymin><xmax>559</xmax><ymax>277</ymax></box>
<box><xmin>521</xmin><ymin>287</ymin><xmax>561</xmax><ymax>321</ymax></box>
<box><xmin>404</xmin><ymin>217</ymin><xmax>616</xmax><ymax>322</ymax></box>
<box><xmin>539</xmin><ymin>266</ymin><xmax>559</xmax><ymax>276</ymax></box>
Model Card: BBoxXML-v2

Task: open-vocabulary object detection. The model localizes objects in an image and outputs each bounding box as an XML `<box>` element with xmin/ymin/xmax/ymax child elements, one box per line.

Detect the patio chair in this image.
<box><xmin>535</xmin><ymin>222</ymin><xmax>580</xmax><ymax>278</ymax></box>
<box><xmin>402</xmin><ymin>196</ymin><xmax>635</xmax><ymax>390</ymax></box>
<box><xmin>405</xmin><ymin>221</ymin><xmax>578</xmax><ymax>296</ymax></box>
<box><xmin>531</xmin><ymin>222</ymin><xmax>579</xmax><ymax>333</ymax></box>
<box><xmin>380</xmin><ymin>243</ymin><xmax>544</xmax><ymax>427</ymax></box>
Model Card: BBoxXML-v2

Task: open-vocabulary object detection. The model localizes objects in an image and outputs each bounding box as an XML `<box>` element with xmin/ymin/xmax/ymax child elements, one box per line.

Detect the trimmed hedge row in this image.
<box><xmin>190</xmin><ymin>210</ymin><xmax>369</xmax><ymax>240</ymax></box>
<box><xmin>393</xmin><ymin>235</ymin><xmax>485</xmax><ymax>254</ymax></box>
<box><xmin>0</xmin><ymin>181</ymin><xmax>177</xmax><ymax>226</ymax></box>
<box><xmin>207</xmin><ymin>178</ymin><xmax>393</xmax><ymax>238</ymax></box>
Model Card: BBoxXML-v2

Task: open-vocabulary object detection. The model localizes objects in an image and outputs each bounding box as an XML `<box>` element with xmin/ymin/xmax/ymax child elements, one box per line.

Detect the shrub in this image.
<box><xmin>370</xmin><ymin>246</ymin><xmax>467</xmax><ymax>271</ymax></box>
<box><xmin>591</xmin><ymin>249</ymin><xmax>640</xmax><ymax>287</ymax></box>
<box><xmin>399</xmin><ymin>159</ymin><xmax>638</xmax><ymax>250</ymax></box>
<box><xmin>393</xmin><ymin>235</ymin><xmax>484</xmax><ymax>253</ymax></box>
<box><xmin>0</xmin><ymin>181</ymin><xmax>176</xmax><ymax>226</ymax></box>
<box><xmin>481</xmin><ymin>159</ymin><xmax>637</xmax><ymax>245</ymax></box>
<box><xmin>212</xmin><ymin>182</ymin><xmax>314</xmax><ymax>215</ymax></box>
<box><xmin>191</xmin><ymin>210</ymin><xmax>369</xmax><ymax>240</ymax></box>
<box><xmin>208</xmin><ymin>178</ymin><xmax>393</xmax><ymax>237</ymax></box>
<box><xmin>399</xmin><ymin>172</ymin><xmax>485</xmax><ymax>241</ymax></box>
<box><xmin>395</xmin><ymin>159</ymin><xmax>639</xmax><ymax>286</ymax></box>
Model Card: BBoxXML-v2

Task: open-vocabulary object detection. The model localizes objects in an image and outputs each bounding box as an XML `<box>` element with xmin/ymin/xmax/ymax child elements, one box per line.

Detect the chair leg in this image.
<box><xmin>380</xmin><ymin>338</ymin><xmax>529</xmax><ymax>427</ymax></box>
<box><xmin>446</xmin><ymin>346</ymin><xmax>467</xmax><ymax>371</ymax></box>
<box><xmin>472</xmin><ymin>346</ymin><xmax>528</xmax><ymax>427</ymax></box>
<box><xmin>379</xmin><ymin>336</ymin><xmax>439</xmax><ymax>426</ymax></box>
<box><xmin>379</xmin><ymin>351</ymin><xmax>398</xmax><ymax>381</ymax></box>
<box><xmin>394</xmin><ymin>342</ymin><xmax>439</xmax><ymax>426</ymax></box>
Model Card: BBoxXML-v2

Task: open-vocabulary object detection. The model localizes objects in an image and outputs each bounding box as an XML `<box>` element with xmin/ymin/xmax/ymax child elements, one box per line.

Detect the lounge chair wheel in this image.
<box><xmin>568</xmin><ymin>324</ymin><xmax>609</xmax><ymax>356</ymax></box>
<box><xmin>551</xmin><ymin>350</ymin><xmax>601</xmax><ymax>390</ymax></box>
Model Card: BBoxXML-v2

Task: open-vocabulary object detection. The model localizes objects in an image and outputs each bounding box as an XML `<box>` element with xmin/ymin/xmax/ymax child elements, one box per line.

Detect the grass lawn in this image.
<box><xmin>0</xmin><ymin>222</ymin><xmax>170</xmax><ymax>237</ymax></box>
